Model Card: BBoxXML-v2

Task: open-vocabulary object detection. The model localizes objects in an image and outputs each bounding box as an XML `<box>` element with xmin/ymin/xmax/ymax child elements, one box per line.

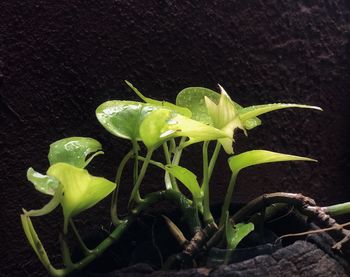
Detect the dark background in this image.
<box><xmin>1</xmin><ymin>0</ymin><xmax>350</xmax><ymax>276</ymax></box>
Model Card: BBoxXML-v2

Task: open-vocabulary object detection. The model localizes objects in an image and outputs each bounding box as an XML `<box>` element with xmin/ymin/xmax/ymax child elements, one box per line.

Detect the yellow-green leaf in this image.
<box><xmin>47</xmin><ymin>163</ymin><xmax>116</xmax><ymax>232</ymax></box>
<box><xmin>228</xmin><ymin>150</ymin><xmax>317</xmax><ymax>174</ymax></box>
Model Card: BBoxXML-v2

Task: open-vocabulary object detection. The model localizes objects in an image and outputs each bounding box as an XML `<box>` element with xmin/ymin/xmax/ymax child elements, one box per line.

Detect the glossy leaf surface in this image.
<box><xmin>228</xmin><ymin>150</ymin><xmax>317</xmax><ymax>174</ymax></box>
<box><xmin>47</xmin><ymin>163</ymin><xmax>116</xmax><ymax>231</ymax></box>
<box><xmin>176</xmin><ymin>87</ymin><xmax>220</xmax><ymax>124</ymax></box>
<box><xmin>27</xmin><ymin>167</ymin><xmax>59</xmax><ymax>195</ymax></box>
<box><xmin>164</xmin><ymin>165</ymin><xmax>202</xmax><ymax>200</ymax></box>
<box><xmin>125</xmin><ymin>80</ymin><xmax>192</xmax><ymax>117</ymax></box>
<box><xmin>96</xmin><ymin>100</ymin><xmax>158</xmax><ymax>142</ymax></box>
<box><xmin>48</xmin><ymin>137</ymin><xmax>103</xmax><ymax>168</ymax></box>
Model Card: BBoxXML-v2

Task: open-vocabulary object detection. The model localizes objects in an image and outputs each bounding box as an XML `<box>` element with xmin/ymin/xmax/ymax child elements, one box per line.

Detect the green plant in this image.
<box><xmin>21</xmin><ymin>82</ymin><xmax>350</xmax><ymax>276</ymax></box>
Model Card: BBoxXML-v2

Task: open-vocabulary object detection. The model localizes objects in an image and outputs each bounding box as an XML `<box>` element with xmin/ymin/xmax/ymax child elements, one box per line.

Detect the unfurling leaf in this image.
<box><xmin>228</xmin><ymin>150</ymin><xmax>317</xmax><ymax>175</ymax></box>
<box><xmin>48</xmin><ymin>137</ymin><xmax>103</xmax><ymax>168</ymax></box>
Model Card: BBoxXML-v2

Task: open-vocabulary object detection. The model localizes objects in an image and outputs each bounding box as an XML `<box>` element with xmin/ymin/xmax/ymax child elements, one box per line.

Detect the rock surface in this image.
<box><xmin>84</xmin><ymin>241</ymin><xmax>348</xmax><ymax>277</ymax></box>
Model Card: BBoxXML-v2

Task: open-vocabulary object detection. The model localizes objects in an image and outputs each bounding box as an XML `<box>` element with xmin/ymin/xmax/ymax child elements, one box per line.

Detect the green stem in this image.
<box><xmin>202</xmin><ymin>141</ymin><xmax>214</xmax><ymax>224</ymax></box>
<box><xmin>323</xmin><ymin>202</ymin><xmax>350</xmax><ymax>216</ymax></box>
<box><xmin>163</xmin><ymin>142</ymin><xmax>179</xmax><ymax>191</ymax></box>
<box><xmin>69</xmin><ymin>219</ymin><xmax>93</xmax><ymax>255</ymax></box>
<box><xmin>208</xmin><ymin>141</ymin><xmax>221</xmax><ymax>180</ymax></box>
<box><xmin>128</xmin><ymin>148</ymin><xmax>154</xmax><ymax>206</ymax></box>
<box><xmin>137</xmin><ymin>156</ymin><xmax>165</xmax><ymax>169</ymax></box>
<box><xmin>219</xmin><ymin>173</ymin><xmax>238</xmax><ymax>227</ymax></box>
<box><xmin>59</xmin><ymin>233</ymin><xmax>73</xmax><ymax>268</ymax></box>
<box><xmin>111</xmin><ymin>150</ymin><xmax>133</xmax><ymax>226</ymax></box>
<box><xmin>172</xmin><ymin>137</ymin><xmax>186</xmax><ymax>167</ymax></box>
<box><xmin>132</xmin><ymin>140</ymin><xmax>139</xmax><ymax>187</ymax></box>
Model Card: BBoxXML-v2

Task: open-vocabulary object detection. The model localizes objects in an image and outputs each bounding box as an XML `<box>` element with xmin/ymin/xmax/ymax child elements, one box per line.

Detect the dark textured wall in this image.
<box><xmin>1</xmin><ymin>0</ymin><xmax>350</xmax><ymax>276</ymax></box>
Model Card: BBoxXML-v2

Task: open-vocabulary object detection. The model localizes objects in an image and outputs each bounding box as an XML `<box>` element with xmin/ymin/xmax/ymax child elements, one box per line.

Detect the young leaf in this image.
<box><xmin>239</xmin><ymin>103</ymin><xmax>322</xmax><ymax>125</ymax></box>
<box><xmin>228</xmin><ymin>150</ymin><xmax>317</xmax><ymax>174</ymax></box>
<box><xmin>225</xmin><ymin>213</ymin><xmax>254</xmax><ymax>250</ymax></box>
<box><xmin>27</xmin><ymin>167</ymin><xmax>59</xmax><ymax>195</ymax></box>
<box><xmin>47</xmin><ymin>163</ymin><xmax>116</xmax><ymax>232</ymax></box>
<box><xmin>139</xmin><ymin>109</ymin><xmax>177</xmax><ymax>149</ymax></box>
<box><xmin>125</xmin><ymin>80</ymin><xmax>192</xmax><ymax>118</ymax></box>
<box><xmin>176</xmin><ymin>86</ymin><xmax>260</xmax><ymax>130</ymax></box>
<box><xmin>48</xmin><ymin>137</ymin><xmax>103</xmax><ymax>168</ymax></box>
<box><xmin>96</xmin><ymin>100</ymin><xmax>158</xmax><ymax>142</ymax></box>
<box><xmin>164</xmin><ymin>165</ymin><xmax>202</xmax><ymax>200</ymax></box>
<box><xmin>139</xmin><ymin>108</ymin><xmax>230</xmax><ymax>149</ymax></box>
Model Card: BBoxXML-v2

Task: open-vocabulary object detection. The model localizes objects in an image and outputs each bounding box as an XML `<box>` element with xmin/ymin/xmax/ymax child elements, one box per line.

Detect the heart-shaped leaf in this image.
<box><xmin>125</xmin><ymin>80</ymin><xmax>192</xmax><ymax>117</ymax></box>
<box><xmin>47</xmin><ymin>163</ymin><xmax>116</xmax><ymax>232</ymax></box>
<box><xmin>48</xmin><ymin>137</ymin><xmax>103</xmax><ymax>168</ymax></box>
<box><xmin>228</xmin><ymin>150</ymin><xmax>317</xmax><ymax>174</ymax></box>
<box><xmin>96</xmin><ymin>100</ymin><xmax>159</xmax><ymax>142</ymax></box>
<box><xmin>164</xmin><ymin>165</ymin><xmax>203</xmax><ymax>200</ymax></box>
<box><xmin>27</xmin><ymin>167</ymin><xmax>59</xmax><ymax>195</ymax></box>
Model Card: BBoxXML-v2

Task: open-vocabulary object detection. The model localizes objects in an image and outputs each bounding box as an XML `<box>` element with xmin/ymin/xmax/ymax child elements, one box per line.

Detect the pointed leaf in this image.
<box><xmin>228</xmin><ymin>150</ymin><xmax>317</xmax><ymax>174</ymax></box>
<box><xmin>125</xmin><ymin>80</ymin><xmax>192</xmax><ymax>117</ymax></box>
<box><xmin>48</xmin><ymin>137</ymin><xmax>103</xmax><ymax>168</ymax></box>
<box><xmin>239</xmin><ymin>103</ymin><xmax>322</xmax><ymax>124</ymax></box>
<box><xmin>164</xmin><ymin>165</ymin><xmax>202</xmax><ymax>200</ymax></box>
<box><xmin>47</xmin><ymin>163</ymin><xmax>116</xmax><ymax>232</ymax></box>
<box><xmin>27</xmin><ymin>167</ymin><xmax>59</xmax><ymax>195</ymax></box>
<box><xmin>96</xmin><ymin>100</ymin><xmax>159</xmax><ymax>142</ymax></box>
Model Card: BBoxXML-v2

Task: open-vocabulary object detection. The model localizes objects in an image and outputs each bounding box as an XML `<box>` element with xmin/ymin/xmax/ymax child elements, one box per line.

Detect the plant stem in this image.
<box><xmin>137</xmin><ymin>156</ymin><xmax>165</xmax><ymax>169</ymax></box>
<box><xmin>111</xmin><ymin>150</ymin><xmax>133</xmax><ymax>226</ymax></box>
<box><xmin>132</xmin><ymin>140</ymin><xmax>139</xmax><ymax>186</ymax></box>
<box><xmin>172</xmin><ymin>137</ymin><xmax>186</xmax><ymax>167</ymax></box>
<box><xmin>208</xmin><ymin>141</ymin><xmax>221</xmax><ymax>180</ymax></box>
<box><xmin>163</xmin><ymin>142</ymin><xmax>179</xmax><ymax>191</ymax></box>
<box><xmin>202</xmin><ymin>141</ymin><xmax>214</xmax><ymax>224</ymax></box>
<box><xmin>323</xmin><ymin>202</ymin><xmax>350</xmax><ymax>217</ymax></box>
<box><xmin>128</xmin><ymin>148</ymin><xmax>154</xmax><ymax>206</ymax></box>
<box><xmin>69</xmin><ymin>219</ymin><xmax>93</xmax><ymax>255</ymax></box>
<box><xmin>219</xmin><ymin>173</ymin><xmax>237</xmax><ymax>227</ymax></box>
